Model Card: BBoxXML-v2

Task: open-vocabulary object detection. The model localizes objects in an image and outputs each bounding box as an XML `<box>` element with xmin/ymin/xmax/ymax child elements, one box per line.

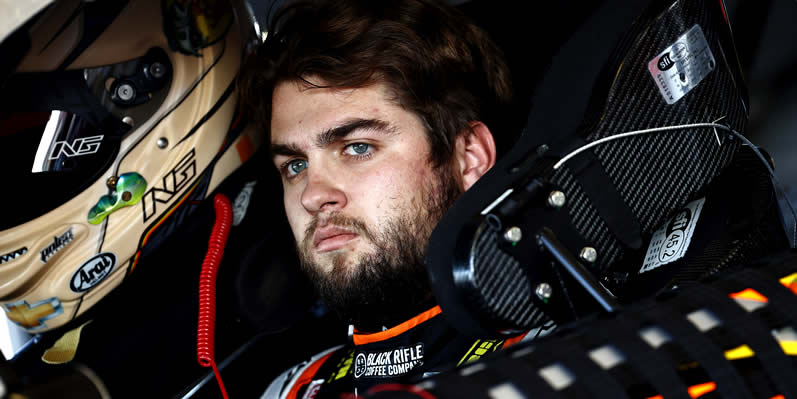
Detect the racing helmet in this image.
<box><xmin>0</xmin><ymin>0</ymin><xmax>262</xmax><ymax>333</ymax></box>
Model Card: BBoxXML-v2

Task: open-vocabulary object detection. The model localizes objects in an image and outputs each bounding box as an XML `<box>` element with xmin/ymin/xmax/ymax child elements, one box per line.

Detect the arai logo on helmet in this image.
<box><xmin>69</xmin><ymin>253</ymin><xmax>116</xmax><ymax>293</ymax></box>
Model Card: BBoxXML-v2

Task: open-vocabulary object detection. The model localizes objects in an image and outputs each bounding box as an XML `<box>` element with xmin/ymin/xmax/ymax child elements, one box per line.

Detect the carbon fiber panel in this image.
<box><xmin>553</xmin><ymin>168</ymin><xmax>624</xmax><ymax>268</ymax></box>
<box><xmin>470</xmin><ymin>223</ymin><xmax>549</xmax><ymax>329</ymax></box>
<box><xmin>551</xmin><ymin>0</ymin><xmax>743</xmax><ymax>273</ymax></box>
<box><xmin>431</xmin><ymin>0</ymin><xmax>757</xmax><ymax>335</ymax></box>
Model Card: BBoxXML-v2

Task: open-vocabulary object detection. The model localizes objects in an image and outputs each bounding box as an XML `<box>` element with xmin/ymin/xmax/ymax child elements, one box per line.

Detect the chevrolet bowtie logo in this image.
<box><xmin>4</xmin><ymin>298</ymin><xmax>63</xmax><ymax>330</ymax></box>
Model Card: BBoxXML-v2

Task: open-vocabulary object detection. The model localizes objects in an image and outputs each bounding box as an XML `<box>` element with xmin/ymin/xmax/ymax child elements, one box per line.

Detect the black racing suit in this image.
<box><xmin>261</xmin><ymin>306</ymin><xmax>530</xmax><ymax>399</ymax></box>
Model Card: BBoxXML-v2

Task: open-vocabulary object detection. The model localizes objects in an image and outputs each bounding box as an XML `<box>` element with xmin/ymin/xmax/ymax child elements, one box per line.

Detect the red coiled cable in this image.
<box><xmin>197</xmin><ymin>194</ymin><xmax>232</xmax><ymax>399</ymax></box>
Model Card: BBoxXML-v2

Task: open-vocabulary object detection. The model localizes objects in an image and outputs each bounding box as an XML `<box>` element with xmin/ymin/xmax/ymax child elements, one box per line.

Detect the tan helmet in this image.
<box><xmin>0</xmin><ymin>0</ymin><xmax>262</xmax><ymax>333</ymax></box>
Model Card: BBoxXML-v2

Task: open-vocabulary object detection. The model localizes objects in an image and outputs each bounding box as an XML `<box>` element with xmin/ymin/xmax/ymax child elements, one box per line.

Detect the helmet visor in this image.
<box><xmin>0</xmin><ymin>107</ymin><xmax>124</xmax><ymax>231</ymax></box>
<box><xmin>0</xmin><ymin>49</ymin><xmax>172</xmax><ymax>231</ymax></box>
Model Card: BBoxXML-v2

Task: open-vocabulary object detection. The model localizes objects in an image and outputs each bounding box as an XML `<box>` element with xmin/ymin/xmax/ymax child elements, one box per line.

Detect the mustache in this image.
<box><xmin>302</xmin><ymin>212</ymin><xmax>375</xmax><ymax>247</ymax></box>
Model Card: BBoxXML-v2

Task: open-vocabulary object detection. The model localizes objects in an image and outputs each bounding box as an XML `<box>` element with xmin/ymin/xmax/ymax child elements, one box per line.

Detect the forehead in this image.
<box><xmin>270</xmin><ymin>80</ymin><xmax>399</xmax><ymax>144</ymax></box>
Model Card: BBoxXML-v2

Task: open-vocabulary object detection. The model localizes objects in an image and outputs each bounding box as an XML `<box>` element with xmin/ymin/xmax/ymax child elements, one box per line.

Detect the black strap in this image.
<box><xmin>476</xmin><ymin>354</ymin><xmax>561</xmax><ymax>398</ymax></box>
<box><xmin>726</xmin><ymin>268</ymin><xmax>797</xmax><ymax>326</ymax></box>
<box><xmin>552</xmin><ymin>336</ymin><xmax>630</xmax><ymax>399</ymax></box>
<box><xmin>568</xmin><ymin>149</ymin><xmax>643</xmax><ymax>250</ymax></box>
<box><xmin>643</xmin><ymin>300</ymin><xmax>754</xmax><ymax>399</ymax></box>
<box><xmin>587</xmin><ymin>314</ymin><xmax>692</xmax><ymax>399</ymax></box>
<box><xmin>514</xmin><ymin>342</ymin><xmax>597</xmax><ymax>399</ymax></box>
<box><xmin>430</xmin><ymin>366</ymin><xmax>495</xmax><ymax>399</ymax></box>
<box><xmin>429</xmin><ymin>353</ymin><xmax>559</xmax><ymax>399</ymax></box>
<box><xmin>674</xmin><ymin>284</ymin><xmax>797</xmax><ymax>398</ymax></box>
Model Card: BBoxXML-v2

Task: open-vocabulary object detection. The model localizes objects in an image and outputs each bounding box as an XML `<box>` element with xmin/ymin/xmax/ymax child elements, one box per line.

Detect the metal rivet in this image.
<box><xmin>122</xmin><ymin>116</ymin><xmax>134</xmax><ymax>126</ymax></box>
<box><xmin>547</xmin><ymin>191</ymin><xmax>566</xmax><ymax>208</ymax></box>
<box><xmin>116</xmin><ymin>83</ymin><xmax>135</xmax><ymax>101</ymax></box>
<box><xmin>149</xmin><ymin>62</ymin><xmax>166</xmax><ymax>79</ymax></box>
<box><xmin>580</xmin><ymin>247</ymin><xmax>598</xmax><ymax>263</ymax></box>
<box><xmin>157</xmin><ymin>138</ymin><xmax>169</xmax><ymax>149</ymax></box>
<box><xmin>106</xmin><ymin>176</ymin><xmax>118</xmax><ymax>189</ymax></box>
<box><xmin>504</xmin><ymin>226</ymin><xmax>522</xmax><ymax>243</ymax></box>
<box><xmin>535</xmin><ymin>283</ymin><xmax>553</xmax><ymax>300</ymax></box>
<box><xmin>122</xmin><ymin>191</ymin><xmax>132</xmax><ymax>202</ymax></box>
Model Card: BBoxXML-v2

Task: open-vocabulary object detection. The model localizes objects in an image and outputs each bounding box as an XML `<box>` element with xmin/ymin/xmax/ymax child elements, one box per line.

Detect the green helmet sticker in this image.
<box><xmin>88</xmin><ymin>173</ymin><xmax>147</xmax><ymax>224</ymax></box>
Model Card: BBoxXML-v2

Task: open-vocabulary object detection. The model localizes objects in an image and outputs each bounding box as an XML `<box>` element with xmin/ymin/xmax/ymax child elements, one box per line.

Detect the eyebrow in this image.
<box><xmin>270</xmin><ymin>142</ymin><xmax>304</xmax><ymax>158</ymax></box>
<box><xmin>270</xmin><ymin>118</ymin><xmax>397</xmax><ymax>159</ymax></box>
<box><xmin>316</xmin><ymin>118</ymin><xmax>395</xmax><ymax>147</ymax></box>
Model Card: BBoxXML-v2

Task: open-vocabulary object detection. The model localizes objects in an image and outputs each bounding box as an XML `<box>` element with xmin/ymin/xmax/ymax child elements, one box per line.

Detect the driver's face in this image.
<box><xmin>270</xmin><ymin>80</ymin><xmax>454</xmax><ymax>280</ymax></box>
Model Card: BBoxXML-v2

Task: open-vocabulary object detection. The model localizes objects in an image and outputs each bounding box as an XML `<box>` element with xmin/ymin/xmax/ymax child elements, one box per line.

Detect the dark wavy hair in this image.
<box><xmin>238</xmin><ymin>0</ymin><xmax>513</xmax><ymax>165</ymax></box>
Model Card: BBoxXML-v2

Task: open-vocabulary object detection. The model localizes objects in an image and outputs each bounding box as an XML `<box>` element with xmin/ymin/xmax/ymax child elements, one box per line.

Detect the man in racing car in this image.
<box><xmin>239</xmin><ymin>0</ymin><xmax>526</xmax><ymax>396</ymax></box>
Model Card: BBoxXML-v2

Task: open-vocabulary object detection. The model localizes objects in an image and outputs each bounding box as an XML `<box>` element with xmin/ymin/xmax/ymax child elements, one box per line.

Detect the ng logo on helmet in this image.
<box><xmin>69</xmin><ymin>253</ymin><xmax>116</xmax><ymax>293</ymax></box>
<box><xmin>48</xmin><ymin>135</ymin><xmax>104</xmax><ymax>159</ymax></box>
<box><xmin>141</xmin><ymin>149</ymin><xmax>197</xmax><ymax>222</ymax></box>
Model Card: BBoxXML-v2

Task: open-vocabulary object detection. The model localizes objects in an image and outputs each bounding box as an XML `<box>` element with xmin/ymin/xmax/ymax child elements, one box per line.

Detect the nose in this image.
<box><xmin>300</xmin><ymin>168</ymin><xmax>347</xmax><ymax>214</ymax></box>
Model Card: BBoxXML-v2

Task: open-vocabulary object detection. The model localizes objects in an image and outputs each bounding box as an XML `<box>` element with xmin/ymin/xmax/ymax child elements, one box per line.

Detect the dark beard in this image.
<box><xmin>297</xmin><ymin>163</ymin><xmax>463</xmax><ymax>330</ymax></box>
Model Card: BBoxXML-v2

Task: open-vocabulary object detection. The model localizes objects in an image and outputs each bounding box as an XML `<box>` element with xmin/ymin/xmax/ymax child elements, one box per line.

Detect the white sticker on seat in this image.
<box><xmin>639</xmin><ymin>197</ymin><xmax>705</xmax><ymax>274</ymax></box>
<box><xmin>648</xmin><ymin>24</ymin><xmax>716</xmax><ymax>105</ymax></box>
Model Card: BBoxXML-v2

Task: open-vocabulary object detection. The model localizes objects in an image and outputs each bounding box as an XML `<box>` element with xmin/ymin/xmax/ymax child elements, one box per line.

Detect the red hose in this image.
<box><xmin>197</xmin><ymin>194</ymin><xmax>232</xmax><ymax>399</ymax></box>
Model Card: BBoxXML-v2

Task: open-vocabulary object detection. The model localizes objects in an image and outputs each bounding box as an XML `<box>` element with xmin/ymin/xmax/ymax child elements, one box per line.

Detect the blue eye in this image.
<box><xmin>287</xmin><ymin>159</ymin><xmax>307</xmax><ymax>176</ymax></box>
<box><xmin>344</xmin><ymin>143</ymin><xmax>371</xmax><ymax>156</ymax></box>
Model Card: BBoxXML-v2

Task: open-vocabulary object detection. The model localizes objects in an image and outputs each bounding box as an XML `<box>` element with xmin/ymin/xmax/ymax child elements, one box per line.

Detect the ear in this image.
<box><xmin>454</xmin><ymin>121</ymin><xmax>497</xmax><ymax>191</ymax></box>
